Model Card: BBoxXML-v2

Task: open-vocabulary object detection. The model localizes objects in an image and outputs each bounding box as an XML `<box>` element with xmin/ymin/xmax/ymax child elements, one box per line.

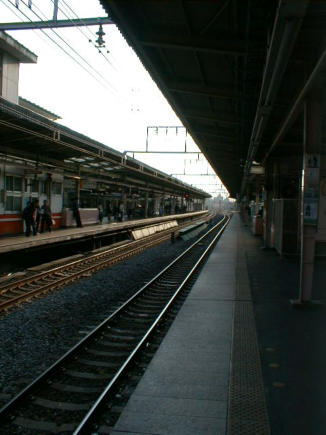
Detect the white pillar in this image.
<box><xmin>293</xmin><ymin>95</ymin><xmax>321</xmax><ymax>305</ymax></box>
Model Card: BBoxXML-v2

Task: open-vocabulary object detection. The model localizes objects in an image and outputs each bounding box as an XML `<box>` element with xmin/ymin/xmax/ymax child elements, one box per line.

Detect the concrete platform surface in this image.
<box><xmin>111</xmin><ymin>215</ymin><xmax>240</xmax><ymax>435</ymax></box>
<box><xmin>108</xmin><ymin>212</ymin><xmax>326</xmax><ymax>435</ymax></box>
<box><xmin>0</xmin><ymin>211</ymin><xmax>205</xmax><ymax>254</ymax></box>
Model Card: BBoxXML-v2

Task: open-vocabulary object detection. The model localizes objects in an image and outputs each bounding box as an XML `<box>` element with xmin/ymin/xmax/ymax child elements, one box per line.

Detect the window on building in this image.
<box><xmin>30</xmin><ymin>179</ymin><xmax>39</xmax><ymax>193</ymax></box>
<box><xmin>5</xmin><ymin>176</ymin><xmax>23</xmax><ymax>212</ymax></box>
<box><xmin>5</xmin><ymin>176</ymin><xmax>13</xmax><ymax>191</ymax></box>
<box><xmin>6</xmin><ymin>176</ymin><xmax>22</xmax><ymax>192</ymax></box>
<box><xmin>40</xmin><ymin>181</ymin><xmax>47</xmax><ymax>194</ymax></box>
<box><xmin>52</xmin><ymin>182</ymin><xmax>62</xmax><ymax>194</ymax></box>
<box><xmin>14</xmin><ymin>176</ymin><xmax>22</xmax><ymax>191</ymax></box>
<box><xmin>6</xmin><ymin>196</ymin><xmax>22</xmax><ymax>211</ymax></box>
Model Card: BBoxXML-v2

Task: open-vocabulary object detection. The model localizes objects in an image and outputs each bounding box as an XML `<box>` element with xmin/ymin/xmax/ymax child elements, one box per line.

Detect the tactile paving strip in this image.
<box><xmin>227</xmin><ymin>223</ymin><xmax>270</xmax><ymax>435</ymax></box>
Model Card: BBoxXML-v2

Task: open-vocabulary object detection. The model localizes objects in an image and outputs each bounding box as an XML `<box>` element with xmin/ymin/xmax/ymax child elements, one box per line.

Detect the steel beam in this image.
<box><xmin>168</xmin><ymin>82</ymin><xmax>242</xmax><ymax>100</ymax></box>
<box><xmin>139</xmin><ymin>37</ymin><xmax>245</xmax><ymax>56</ymax></box>
<box><xmin>199</xmin><ymin>0</ymin><xmax>231</xmax><ymax>35</ymax></box>
<box><xmin>194</xmin><ymin>130</ymin><xmax>235</xmax><ymax>140</ymax></box>
<box><xmin>241</xmin><ymin>0</ymin><xmax>309</xmax><ymax>196</ymax></box>
<box><xmin>0</xmin><ymin>17</ymin><xmax>113</xmax><ymax>31</ymax></box>
<box><xmin>184</xmin><ymin>110</ymin><xmax>239</xmax><ymax>124</ymax></box>
<box><xmin>263</xmin><ymin>51</ymin><xmax>326</xmax><ymax>163</ymax></box>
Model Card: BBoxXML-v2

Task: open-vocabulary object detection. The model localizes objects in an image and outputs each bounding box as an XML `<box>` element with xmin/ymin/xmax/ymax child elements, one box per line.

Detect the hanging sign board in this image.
<box><xmin>250</xmin><ymin>166</ymin><xmax>265</xmax><ymax>175</ymax></box>
<box><xmin>303</xmin><ymin>191</ymin><xmax>319</xmax><ymax>225</ymax></box>
<box><xmin>304</xmin><ymin>154</ymin><xmax>320</xmax><ymax>225</ymax></box>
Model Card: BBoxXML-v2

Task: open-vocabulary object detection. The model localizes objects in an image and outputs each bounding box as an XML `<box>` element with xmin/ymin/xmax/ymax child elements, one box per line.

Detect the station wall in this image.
<box><xmin>0</xmin><ymin>162</ymin><xmax>63</xmax><ymax>234</ymax></box>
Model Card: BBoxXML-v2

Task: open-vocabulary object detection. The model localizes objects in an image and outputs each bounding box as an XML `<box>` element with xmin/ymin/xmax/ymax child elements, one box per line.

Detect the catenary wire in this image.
<box><xmin>3</xmin><ymin>0</ymin><xmax>118</xmax><ymax>94</ymax></box>
<box><xmin>18</xmin><ymin>0</ymin><xmax>119</xmax><ymax>94</ymax></box>
<box><xmin>48</xmin><ymin>0</ymin><xmax>118</xmax><ymax>72</ymax></box>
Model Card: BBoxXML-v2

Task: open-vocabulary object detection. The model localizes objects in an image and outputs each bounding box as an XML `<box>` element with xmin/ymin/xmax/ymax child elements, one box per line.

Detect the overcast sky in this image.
<box><xmin>1</xmin><ymin>0</ymin><xmax>227</xmax><ymax>197</ymax></box>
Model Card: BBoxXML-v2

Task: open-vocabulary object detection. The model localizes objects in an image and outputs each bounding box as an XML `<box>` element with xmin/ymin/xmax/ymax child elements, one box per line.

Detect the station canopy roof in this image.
<box><xmin>100</xmin><ymin>0</ymin><xmax>323</xmax><ymax>198</ymax></box>
<box><xmin>0</xmin><ymin>96</ymin><xmax>209</xmax><ymax>198</ymax></box>
<box><xmin>0</xmin><ymin>30</ymin><xmax>37</xmax><ymax>63</ymax></box>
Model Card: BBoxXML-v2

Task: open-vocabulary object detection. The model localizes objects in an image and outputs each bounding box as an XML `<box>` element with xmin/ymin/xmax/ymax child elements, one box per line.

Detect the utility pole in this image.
<box><xmin>53</xmin><ymin>0</ymin><xmax>59</xmax><ymax>21</ymax></box>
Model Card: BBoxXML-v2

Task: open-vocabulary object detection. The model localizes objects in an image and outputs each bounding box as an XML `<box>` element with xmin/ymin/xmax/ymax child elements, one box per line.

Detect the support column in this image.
<box><xmin>263</xmin><ymin>161</ymin><xmax>274</xmax><ymax>248</ymax></box>
<box><xmin>144</xmin><ymin>191</ymin><xmax>149</xmax><ymax>218</ymax></box>
<box><xmin>75</xmin><ymin>179</ymin><xmax>80</xmax><ymax>203</ymax></box>
<box><xmin>255</xmin><ymin>180</ymin><xmax>260</xmax><ymax>215</ymax></box>
<box><xmin>171</xmin><ymin>196</ymin><xmax>176</xmax><ymax>214</ymax></box>
<box><xmin>46</xmin><ymin>173</ymin><xmax>53</xmax><ymax>209</ymax></box>
<box><xmin>154</xmin><ymin>195</ymin><xmax>161</xmax><ymax>216</ymax></box>
<box><xmin>122</xmin><ymin>192</ymin><xmax>127</xmax><ymax>221</ymax></box>
<box><xmin>293</xmin><ymin>94</ymin><xmax>322</xmax><ymax>305</ymax></box>
<box><xmin>242</xmin><ymin>184</ymin><xmax>251</xmax><ymax>225</ymax></box>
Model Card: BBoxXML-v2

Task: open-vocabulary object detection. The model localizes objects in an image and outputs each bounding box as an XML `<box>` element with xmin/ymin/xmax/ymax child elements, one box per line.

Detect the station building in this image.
<box><xmin>0</xmin><ymin>31</ymin><xmax>209</xmax><ymax>235</ymax></box>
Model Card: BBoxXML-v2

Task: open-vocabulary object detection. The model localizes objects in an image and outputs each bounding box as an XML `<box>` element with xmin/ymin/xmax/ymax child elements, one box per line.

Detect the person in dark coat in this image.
<box><xmin>22</xmin><ymin>201</ymin><xmax>36</xmax><ymax>237</ymax></box>
<box><xmin>106</xmin><ymin>202</ymin><xmax>112</xmax><ymax>222</ymax></box>
<box><xmin>72</xmin><ymin>198</ymin><xmax>82</xmax><ymax>227</ymax></box>
<box><xmin>34</xmin><ymin>199</ymin><xmax>41</xmax><ymax>233</ymax></box>
<box><xmin>98</xmin><ymin>203</ymin><xmax>103</xmax><ymax>224</ymax></box>
<box><xmin>40</xmin><ymin>200</ymin><xmax>52</xmax><ymax>233</ymax></box>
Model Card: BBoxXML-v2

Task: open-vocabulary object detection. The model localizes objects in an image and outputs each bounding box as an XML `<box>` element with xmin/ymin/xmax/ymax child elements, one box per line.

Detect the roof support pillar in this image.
<box><xmin>262</xmin><ymin>161</ymin><xmax>274</xmax><ymax>249</ymax></box>
<box><xmin>292</xmin><ymin>93</ymin><xmax>322</xmax><ymax>306</ymax></box>
<box><xmin>144</xmin><ymin>191</ymin><xmax>149</xmax><ymax>218</ymax></box>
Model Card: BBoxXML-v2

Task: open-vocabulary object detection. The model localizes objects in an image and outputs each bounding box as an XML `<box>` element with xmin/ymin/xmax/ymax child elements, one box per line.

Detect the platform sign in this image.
<box><xmin>305</xmin><ymin>154</ymin><xmax>319</xmax><ymax>184</ymax></box>
<box><xmin>303</xmin><ymin>194</ymin><xmax>318</xmax><ymax>224</ymax></box>
<box><xmin>303</xmin><ymin>154</ymin><xmax>320</xmax><ymax>226</ymax></box>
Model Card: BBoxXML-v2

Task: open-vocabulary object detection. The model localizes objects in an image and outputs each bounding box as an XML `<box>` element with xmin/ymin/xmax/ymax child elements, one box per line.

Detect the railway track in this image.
<box><xmin>0</xmin><ymin>214</ymin><xmax>230</xmax><ymax>434</ymax></box>
<box><xmin>0</xmin><ymin>214</ymin><xmax>214</xmax><ymax>313</ymax></box>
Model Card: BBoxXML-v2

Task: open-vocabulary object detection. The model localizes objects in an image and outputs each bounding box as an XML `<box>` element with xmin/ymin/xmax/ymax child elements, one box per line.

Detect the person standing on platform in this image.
<box><xmin>34</xmin><ymin>199</ymin><xmax>41</xmax><ymax>233</ymax></box>
<box><xmin>118</xmin><ymin>202</ymin><xmax>124</xmax><ymax>222</ymax></box>
<box><xmin>72</xmin><ymin>197</ymin><xmax>82</xmax><ymax>227</ymax></box>
<box><xmin>40</xmin><ymin>200</ymin><xmax>52</xmax><ymax>233</ymax></box>
<box><xmin>22</xmin><ymin>201</ymin><xmax>36</xmax><ymax>237</ymax></box>
<box><xmin>98</xmin><ymin>203</ymin><xmax>103</xmax><ymax>224</ymax></box>
<box><xmin>106</xmin><ymin>202</ymin><xmax>112</xmax><ymax>223</ymax></box>
<box><xmin>127</xmin><ymin>204</ymin><xmax>133</xmax><ymax>220</ymax></box>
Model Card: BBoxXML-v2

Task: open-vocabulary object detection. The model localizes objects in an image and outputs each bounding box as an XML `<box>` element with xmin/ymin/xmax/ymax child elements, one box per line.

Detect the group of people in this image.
<box><xmin>101</xmin><ymin>202</ymin><xmax>125</xmax><ymax>223</ymax></box>
<box><xmin>22</xmin><ymin>199</ymin><xmax>52</xmax><ymax>237</ymax></box>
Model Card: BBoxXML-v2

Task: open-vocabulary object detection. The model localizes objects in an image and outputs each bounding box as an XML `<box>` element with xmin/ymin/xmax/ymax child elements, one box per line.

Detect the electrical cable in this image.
<box><xmin>49</xmin><ymin>0</ymin><xmax>118</xmax><ymax>71</ymax></box>
<box><xmin>53</xmin><ymin>0</ymin><xmax>134</xmax><ymax>82</ymax></box>
<box><xmin>47</xmin><ymin>1</ymin><xmax>141</xmax><ymax>106</ymax></box>
<box><xmin>18</xmin><ymin>0</ymin><xmax>119</xmax><ymax>94</ymax></box>
<box><xmin>0</xmin><ymin>0</ymin><xmax>51</xmax><ymax>47</ymax></box>
<box><xmin>2</xmin><ymin>0</ymin><xmax>118</xmax><ymax>94</ymax></box>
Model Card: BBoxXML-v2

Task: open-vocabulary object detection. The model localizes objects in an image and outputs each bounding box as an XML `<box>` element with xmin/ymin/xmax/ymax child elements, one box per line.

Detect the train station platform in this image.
<box><xmin>0</xmin><ymin>212</ymin><xmax>205</xmax><ymax>255</ymax></box>
<box><xmin>110</xmin><ymin>212</ymin><xmax>326</xmax><ymax>435</ymax></box>
<box><xmin>110</xmin><ymin>213</ymin><xmax>267</xmax><ymax>434</ymax></box>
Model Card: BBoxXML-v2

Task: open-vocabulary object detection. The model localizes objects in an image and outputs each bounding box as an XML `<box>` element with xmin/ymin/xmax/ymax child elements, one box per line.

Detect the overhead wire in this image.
<box><xmin>19</xmin><ymin>0</ymin><xmax>119</xmax><ymax>94</ymax></box>
<box><xmin>49</xmin><ymin>0</ymin><xmax>118</xmax><ymax>71</ymax></box>
<box><xmin>47</xmin><ymin>0</ymin><xmax>145</xmax><ymax>109</ymax></box>
<box><xmin>52</xmin><ymin>0</ymin><xmax>138</xmax><ymax>89</ymax></box>
<box><xmin>0</xmin><ymin>0</ymin><xmax>52</xmax><ymax>47</ymax></box>
<box><xmin>3</xmin><ymin>0</ymin><xmax>119</xmax><ymax>95</ymax></box>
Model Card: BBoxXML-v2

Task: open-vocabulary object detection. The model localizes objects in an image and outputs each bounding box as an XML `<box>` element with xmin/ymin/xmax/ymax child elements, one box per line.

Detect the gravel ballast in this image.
<box><xmin>0</xmin><ymin>221</ymin><xmax>218</xmax><ymax>404</ymax></box>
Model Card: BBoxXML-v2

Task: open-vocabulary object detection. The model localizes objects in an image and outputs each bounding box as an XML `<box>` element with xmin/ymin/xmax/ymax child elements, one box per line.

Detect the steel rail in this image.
<box><xmin>74</xmin><ymin>215</ymin><xmax>230</xmax><ymax>434</ymax></box>
<box><xmin>0</xmin><ymin>215</ymin><xmax>229</xmax><ymax>431</ymax></box>
<box><xmin>0</xmin><ymin>215</ymin><xmax>213</xmax><ymax>312</ymax></box>
<box><xmin>0</xmin><ymin>231</ymin><xmax>169</xmax><ymax>311</ymax></box>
